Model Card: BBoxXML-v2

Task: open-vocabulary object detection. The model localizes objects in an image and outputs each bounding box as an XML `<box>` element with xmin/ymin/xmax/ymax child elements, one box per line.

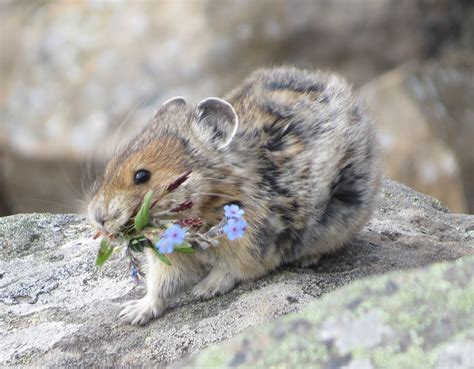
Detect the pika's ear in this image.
<box><xmin>193</xmin><ymin>97</ymin><xmax>238</xmax><ymax>149</ymax></box>
<box><xmin>153</xmin><ymin>96</ymin><xmax>187</xmax><ymax>119</ymax></box>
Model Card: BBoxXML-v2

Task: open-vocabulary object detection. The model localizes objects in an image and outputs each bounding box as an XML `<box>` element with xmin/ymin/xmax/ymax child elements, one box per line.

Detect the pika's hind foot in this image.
<box><xmin>192</xmin><ymin>268</ymin><xmax>237</xmax><ymax>299</ymax></box>
<box><xmin>119</xmin><ymin>297</ymin><xmax>165</xmax><ymax>325</ymax></box>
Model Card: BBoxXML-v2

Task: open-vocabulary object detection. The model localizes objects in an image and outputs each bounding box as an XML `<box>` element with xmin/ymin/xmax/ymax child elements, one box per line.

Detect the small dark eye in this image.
<box><xmin>134</xmin><ymin>169</ymin><xmax>151</xmax><ymax>185</ymax></box>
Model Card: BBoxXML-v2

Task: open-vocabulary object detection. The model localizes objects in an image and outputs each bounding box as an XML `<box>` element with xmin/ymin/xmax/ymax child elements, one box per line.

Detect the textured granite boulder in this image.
<box><xmin>0</xmin><ymin>179</ymin><xmax>473</xmax><ymax>367</ymax></box>
<box><xmin>179</xmin><ymin>257</ymin><xmax>474</xmax><ymax>369</ymax></box>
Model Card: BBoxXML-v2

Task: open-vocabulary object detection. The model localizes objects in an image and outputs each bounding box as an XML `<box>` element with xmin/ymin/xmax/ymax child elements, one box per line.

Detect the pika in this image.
<box><xmin>88</xmin><ymin>67</ymin><xmax>381</xmax><ymax>325</ymax></box>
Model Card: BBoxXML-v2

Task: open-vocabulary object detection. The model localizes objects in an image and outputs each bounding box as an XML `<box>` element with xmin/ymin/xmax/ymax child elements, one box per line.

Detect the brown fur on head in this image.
<box><xmin>87</xmin><ymin>96</ymin><xmax>239</xmax><ymax>235</ymax></box>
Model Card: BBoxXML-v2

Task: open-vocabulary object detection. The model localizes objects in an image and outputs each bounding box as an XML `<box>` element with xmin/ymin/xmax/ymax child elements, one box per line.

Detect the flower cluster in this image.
<box><xmin>223</xmin><ymin>204</ymin><xmax>247</xmax><ymax>241</ymax></box>
<box><xmin>153</xmin><ymin>204</ymin><xmax>247</xmax><ymax>255</ymax></box>
<box><xmin>224</xmin><ymin>204</ymin><xmax>245</xmax><ymax>218</ymax></box>
<box><xmin>94</xmin><ymin>174</ymin><xmax>249</xmax><ymax>282</ymax></box>
<box><xmin>155</xmin><ymin>224</ymin><xmax>187</xmax><ymax>254</ymax></box>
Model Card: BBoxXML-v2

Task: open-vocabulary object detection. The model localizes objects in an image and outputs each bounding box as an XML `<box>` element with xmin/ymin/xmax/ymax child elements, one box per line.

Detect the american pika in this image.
<box><xmin>88</xmin><ymin>67</ymin><xmax>381</xmax><ymax>325</ymax></box>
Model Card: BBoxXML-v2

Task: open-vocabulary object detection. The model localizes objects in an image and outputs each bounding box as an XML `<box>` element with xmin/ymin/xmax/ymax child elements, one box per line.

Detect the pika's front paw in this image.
<box><xmin>119</xmin><ymin>298</ymin><xmax>164</xmax><ymax>326</ymax></box>
<box><xmin>192</xmin><ymin>269</ymin><xmax>236</xmax><ymax>299</ymax></box>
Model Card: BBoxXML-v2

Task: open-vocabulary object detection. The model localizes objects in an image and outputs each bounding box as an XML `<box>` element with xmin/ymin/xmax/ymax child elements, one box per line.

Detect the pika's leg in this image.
<box><xmin>119</xmin><ymin>248</ymin><xmax>204</xmax><ymax>325</ymax></box>
<box><xmin>192</xmin><ymin>260</ymin><xmax>267</xmax><ymax>299</ymax></box>
<box><xmin>192</xmin><ymin>266</ymin><xmax>237</xmax><ymax>299</ymax></box>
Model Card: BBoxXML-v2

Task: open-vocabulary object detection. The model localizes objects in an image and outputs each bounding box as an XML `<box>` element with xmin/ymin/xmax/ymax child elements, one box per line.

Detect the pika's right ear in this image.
<box><xmin>192</xmin><ymin>97</ymin><xmax>238</xmax><ymax>150</ymax></box>
<box><xmin>153</xmin><ymin>96</ymin><xmax>187</xmax><ymax>119</ymax></box>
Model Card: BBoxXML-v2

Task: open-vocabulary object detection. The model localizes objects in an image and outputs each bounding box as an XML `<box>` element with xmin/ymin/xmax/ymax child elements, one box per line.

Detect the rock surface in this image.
<box><xmin>0</xmin><ymin>179</ymin><xmax>473</xmax><ymax>367</ymax></box>
<box><xmin>179</xmin><ymin>256</ymin><xmax>474</xmax><ymax>369</ymax></box>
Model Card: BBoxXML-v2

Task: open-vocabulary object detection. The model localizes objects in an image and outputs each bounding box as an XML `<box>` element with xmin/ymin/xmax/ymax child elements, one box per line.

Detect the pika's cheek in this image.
<box><xmin>108</xmin><ymin>194</ymin><xmax>133</xmax><ymax>217</ymax></box>
<box><xmin>103</xmin><ymin>218</ymin><xmax>125</xmax><ymax>235</ymax></box>
<box><xmin>103</xmin><ymin>207</ymin><xmax>133</xmax><ymax>234</ymax></box>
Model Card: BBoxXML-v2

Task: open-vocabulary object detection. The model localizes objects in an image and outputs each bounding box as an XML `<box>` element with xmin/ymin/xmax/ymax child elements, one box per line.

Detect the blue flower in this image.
<box><xmin>130</xmin><ymin>266</ymin><xmax>139</xmax><ymax>283</ymax></box>
<box><xmin>223</xmin><ymin>218</ymin><xmax>247</xmax><ymax>241</ymax></box>
<box><xmin>155</xmin><ymin>238</ymin><xmax>174</xmax><ymax>254</ymax></box>
<box><xmin>155</xmin><ymin>224</ymin><xmax>186</xmax><ymax>254</ymax></box>
<box><xmin>224</xmin><ymin>204</ymin><xmax>245</xmax><ymax>219</ymax></box>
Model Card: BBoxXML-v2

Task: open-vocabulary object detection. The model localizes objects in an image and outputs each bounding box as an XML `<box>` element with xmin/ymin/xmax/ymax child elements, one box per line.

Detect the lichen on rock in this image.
<box><xmin>179</xmin><ymin>257</ymin><xmax>474</xmax><ymax>369</ymax></box>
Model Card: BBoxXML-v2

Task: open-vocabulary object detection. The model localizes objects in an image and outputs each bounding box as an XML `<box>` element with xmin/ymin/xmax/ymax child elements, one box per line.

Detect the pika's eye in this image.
<box><xmin>134</xmin><ymin>169</ymin><xmax>151</xmax><ymax>185</ymax></box>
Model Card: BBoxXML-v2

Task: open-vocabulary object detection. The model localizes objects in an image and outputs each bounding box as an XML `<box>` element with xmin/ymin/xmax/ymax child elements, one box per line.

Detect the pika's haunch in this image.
<box><xmin>88</xmin><ymin>67</ymin><xmax>381</xmax><ymax>325</ymax></box>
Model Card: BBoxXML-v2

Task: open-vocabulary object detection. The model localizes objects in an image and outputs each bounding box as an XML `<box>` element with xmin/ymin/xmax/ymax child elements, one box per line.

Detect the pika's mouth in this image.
<box><xmin>92</xmin><ymin>221</ymin><xmax>131</xmax><ymax>239</ymax></box>
<box><xmin>90</xmin><ymin>211</ymin><xmax>134</xmax><ymax>239</ymax></box>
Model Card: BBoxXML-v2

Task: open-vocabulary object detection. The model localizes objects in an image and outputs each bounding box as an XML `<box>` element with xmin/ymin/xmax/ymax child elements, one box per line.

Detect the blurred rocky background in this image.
<box><xmin>1</xmin><ymin>0</ymin><xmax>473</xmax><ymax>215</ymax></box>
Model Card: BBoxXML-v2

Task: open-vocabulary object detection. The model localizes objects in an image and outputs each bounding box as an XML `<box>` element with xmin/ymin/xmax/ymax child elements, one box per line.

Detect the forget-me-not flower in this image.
<box><xmin>155</xmin><ymin>224</ymin><xmax>186</xmax><ymax>254</ymax></box>
<box><xmin>224</xmin><ymin>204</ymin><xmax>245</xmax><ymax>219</ymax></box>
<box><xmin>223</xmin><ymin>218</ymin><xmax>247</xmax><ymax>241</ymax></box>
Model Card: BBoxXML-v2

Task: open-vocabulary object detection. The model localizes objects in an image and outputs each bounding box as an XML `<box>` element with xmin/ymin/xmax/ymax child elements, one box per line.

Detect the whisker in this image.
<box><xmin>81</xmin><ymin>149</ymin><xmax>101</xmax><ymax>202</ymax></box>
<box><xmin>79</xmin><ymin>158</ymin><xmax>88</xmax><ymax>198</ymax></box>
<box><xmin>85</xmin><ymin>178</ymin><xmax>101</xmax><ymax>201</ymax></box>
<box><xmin>58</xmin><ymin>160</ymin><xmax>83</xmax><ymax>199</ymax></box>
<box><xmin>86</xmin><ymin>154</ymin><xmax>93</xmax><ymax>188</ymax></box>
<box><xmin>111</xmin><ymin>93</ymin><xmax>157</xmax><ymax>156</ymax></box>
<box><xmin>31</xmin><ymin>198</ymin><xmax>77</xmax><ymax>211</ymax></box>
<box><xmin>93</xmin><ymin>155</ymin><xmax>102</xmax><ymax>183</ymax></box>
<box><xmin>80</xmin><ymin>171</ymin><xmax>88</xmax><ymax>201</ymax></box>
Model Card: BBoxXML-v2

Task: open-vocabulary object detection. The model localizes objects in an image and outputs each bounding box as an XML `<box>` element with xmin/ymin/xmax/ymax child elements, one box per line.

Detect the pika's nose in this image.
<box><xmin>95</xmin><ymin>211</ymin><xmax>106</xmax><ymax>226</ymax></box>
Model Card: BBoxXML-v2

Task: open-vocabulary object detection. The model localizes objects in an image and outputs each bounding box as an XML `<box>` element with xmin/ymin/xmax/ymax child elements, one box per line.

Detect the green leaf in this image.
<box><xmin>174</xmin><ymin>241</ymin><xmax>195</xmax><ymax>253</ymax></box>
<box><xmin>152</xmin><ymin>247</ymin><xmax>172</xmax><ymax>266</ymax></box>
<box><xmin>95</xmin><ymin>238</ymin><xmax>114</xmax><ymax>267</ymax></box>
<box><xmin>134</xmin><ymin>190</ymin><xmax>153</xmax><ymax>232</ymax></box>
<box><xmin>128</xmin><ymin>239</ymin><xmax>144</xmax><ymax>252</ymax></box>
<box><xmin>175</xmin><ymin>248</ymin><xmax>195</xmax><ymax>254</ymax></box>
<box><xmin>128</xmin><ymin>236</ymin><xmax>151</xmax><ymax>253</ymax></box>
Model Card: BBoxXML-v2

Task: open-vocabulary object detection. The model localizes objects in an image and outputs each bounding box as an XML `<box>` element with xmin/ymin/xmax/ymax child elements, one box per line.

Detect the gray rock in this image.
<box><xmin>179</xmin><ymin>257</ymin><xmax>474</xmax><ymax>369</ymax></box>
<box><xmin>0</xmin><ymin>179</ymin><xmax>473</xmax><ymax>367</ymax></box>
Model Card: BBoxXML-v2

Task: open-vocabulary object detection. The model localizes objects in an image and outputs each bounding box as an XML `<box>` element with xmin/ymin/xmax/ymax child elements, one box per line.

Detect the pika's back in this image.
<box><xmin>223</xmin><ymin>67</ymin><xmax>376</xmax><ymax>173</ymax></box>
<box><xmin>226</xmin><ymin>67</ymin><xmax>358</xmax><ymax>133</ymax></box>
<box><xmin>222</xmin><ymin>67</ymin><xmax>378</xmax><ymax>187</ymax></box>
<box><xmin>220</xmin><ymin>67</ymin><xmax>380</xmax><ymax>260</ymax></box>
